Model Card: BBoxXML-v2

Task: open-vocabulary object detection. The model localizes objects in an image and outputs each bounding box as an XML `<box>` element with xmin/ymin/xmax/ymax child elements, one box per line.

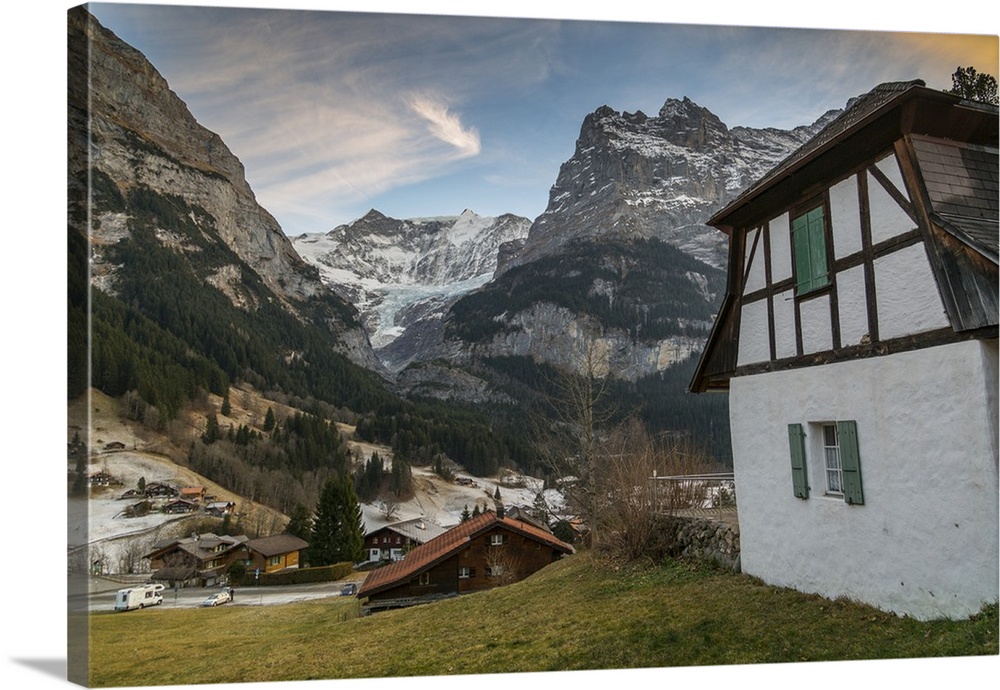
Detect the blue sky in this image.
<box><xmin>87</xmin><ymin>1</ymin><xmax>997</xmax><ymax>238</ymax></box>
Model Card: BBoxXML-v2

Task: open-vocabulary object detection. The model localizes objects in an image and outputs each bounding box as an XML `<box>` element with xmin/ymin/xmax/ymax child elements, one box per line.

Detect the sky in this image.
<box><xmin>84</xmin><ymin>0</ymin><xmax>999</xmax><ymax>238</ymax></box>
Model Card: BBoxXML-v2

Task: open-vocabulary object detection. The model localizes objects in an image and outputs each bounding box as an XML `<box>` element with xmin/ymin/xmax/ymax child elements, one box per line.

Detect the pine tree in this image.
<box><xmin>461</xmin><ymin>504</ymin><xmax>471</xmax><ymax>522</ymax></box>
<box><xmin>950</xmin><ymin>66</ymin><xmax>999</xmax><ymax>105</ymax></box>
<box><xmin>472</xmin><ymin>503</ymin><xmax>481</xmax><ymax>517</ymax></box>
<box><xmin>263</xmin><ymin>407</ymin><xmax>276</xmax><ymax>433</ymax></box>
<box><xmin>310</xmin><ymin>476</ymin><xmax>364</xmax><ymax>566</ymax></box>
<box><xmin>202</xmin><ymin>413</ymin><xmax>220</xmax><ymax>444</ymax></box>
<box><xmin>221</xmin><ymin>392</ymin><xmax>231</xmax><ymax>417</ymax></box>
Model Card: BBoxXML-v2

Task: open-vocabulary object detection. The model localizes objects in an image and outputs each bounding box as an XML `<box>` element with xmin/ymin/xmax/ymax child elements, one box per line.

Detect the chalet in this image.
<box><xmin>245</xmin><ymin>534</ymin><xmax>309</xmax><ymax>575</ymax></box>
<box><xmin>364</xmin><ymin>517</ymin><xmax>448</xmax><ymax>563</ymax></box>
<box><xmin>179</xmin><ymin>486</ymin><xmax>206</xmax><ymax>502</ymax></box>
<box><xmin>145</xmin><ymin>532</ymin><xmax>249</xmax><ymax>587</ymax></box>
<box><xmin>690</xmin><ymin>80</ymin><xmax>998</xmax><ymax>620</ymax></box>
<box><xmin>118</xmin><ymin>488</ymin><xmax>142</xmax><ymax>500</ymax></box>
<box><xmin>205</xmin><ymin>501</ymin><xmax>236</xmax><ymax>517</ymax></box>
<box><xmin>104</xmin><ymin>441</ymin><xmax>126</xmax><ymax>451</ymax></box>
<box><xmin>357</xmin><ymin>511</ymin><xmax>574</xmax><ymax>615</ymax></box>
<box><xmin>88</xmin><ymin>470</ymin><xmax>114</xmax><ymax>487</ymax></box>
<box><xmin>163</xmin><ymin>499</ymin><xmax>199</xmax><ymax>514</ymax></box>
<box><xmin>143</xmin><ymin>482</ymin><xmax>178</xmax><ymax>498</ymax></box>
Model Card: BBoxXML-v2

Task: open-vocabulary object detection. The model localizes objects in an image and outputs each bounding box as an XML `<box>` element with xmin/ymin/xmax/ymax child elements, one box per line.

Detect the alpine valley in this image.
<box><xmin>69</xmin><ymin>7</ymin><xmax>843</xmax><ymax>483</ymax></box>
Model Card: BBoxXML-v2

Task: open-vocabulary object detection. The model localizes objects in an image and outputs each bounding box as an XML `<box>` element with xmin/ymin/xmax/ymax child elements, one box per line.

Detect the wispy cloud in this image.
<box><xmin>407</xmin><ymin>93</ymin><xmax>481</xmax><ymax>158</ymax></box>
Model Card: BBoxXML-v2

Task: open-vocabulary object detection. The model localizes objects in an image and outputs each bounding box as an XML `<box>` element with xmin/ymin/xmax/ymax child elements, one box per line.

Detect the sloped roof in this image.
<box><xmin>144</xmin><ymin>533</ymin><xmax>249</xmax><ymax>561</ymax></box>
<box><xmin>246</xmin><ymin>534</ymin><xmax>309</xmax><ymax>557</ymax></box>
<box><xmin>911</xmin><ymin>135</ymin><xmax>998</xmax><ymax>262</ymax></box>
<box><xmin>357</xmin><ymin>511</ymin><xmax>574</xmax><ymax>598</ymax></box>
<box><xmin>368</xmin><ymin>517</ymin><xmax>449</xmax><ymax>544</ymax></box>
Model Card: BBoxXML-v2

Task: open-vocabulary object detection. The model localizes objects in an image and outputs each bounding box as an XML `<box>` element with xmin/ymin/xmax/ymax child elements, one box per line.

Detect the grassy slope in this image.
<box><xmin>86</xmin><ymin>553</ymin><xmax>997</xmax><ymax>687</ymax></box>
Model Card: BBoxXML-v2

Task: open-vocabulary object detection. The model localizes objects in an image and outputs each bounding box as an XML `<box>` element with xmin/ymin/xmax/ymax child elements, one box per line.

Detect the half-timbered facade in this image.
<box><xmin>691</xmin><ymin>80</ymin><xmax>998</xmax><ymax>620</ymax></box>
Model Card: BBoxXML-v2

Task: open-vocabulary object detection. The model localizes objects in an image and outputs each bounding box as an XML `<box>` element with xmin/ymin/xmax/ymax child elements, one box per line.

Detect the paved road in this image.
<box><xmin>75</xmin><ymin>576</ymin><xmax>363</xmax><ymax>613</ymax></box>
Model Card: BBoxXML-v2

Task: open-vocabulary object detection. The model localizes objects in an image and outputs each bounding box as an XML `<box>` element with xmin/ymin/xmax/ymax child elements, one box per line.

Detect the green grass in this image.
<box><xmin>86</xmin><ymin>553</ymin><xmax>997</xmax><ymax>686</ymax></box>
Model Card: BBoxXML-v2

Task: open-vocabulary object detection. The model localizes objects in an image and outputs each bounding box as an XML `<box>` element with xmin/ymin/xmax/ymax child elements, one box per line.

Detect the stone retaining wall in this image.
<box><xmin>644</xmin><ymin>514</ymin><xmax>741</xmax><ymax>572</ymax></box>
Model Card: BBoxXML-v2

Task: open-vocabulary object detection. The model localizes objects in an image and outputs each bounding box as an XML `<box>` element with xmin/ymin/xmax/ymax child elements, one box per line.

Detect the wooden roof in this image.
<box><xmin>366</xmin><ymin>517</ymin><xmax>449</xmax><ymax>544</ymax></box>
<box><xmin>708</xmin><ymin>81</ymin><xmax>998</xmax><ymax>231</ymax></box>
<box><xmin>357</xmin><ymin>511</ymin><xmax>573</xmax><ymax>598</ymax></box>
<box><xmin>245</xmin><ymin>534</ymin><xmax>309</xmax><ymax>557</ymax></box>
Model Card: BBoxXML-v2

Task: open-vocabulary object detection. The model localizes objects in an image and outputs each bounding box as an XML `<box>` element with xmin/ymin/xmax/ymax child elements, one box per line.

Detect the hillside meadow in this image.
<box><xmin>86</xmin><ymin>552</ymin><xmax>997</xmax><ymax>687</ymax></box>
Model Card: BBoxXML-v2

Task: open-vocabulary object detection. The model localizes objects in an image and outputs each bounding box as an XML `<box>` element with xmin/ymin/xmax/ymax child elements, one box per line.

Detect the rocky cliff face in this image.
<box><xmin>389</xmin><ymin>98</ymin><xmax>840</xmax><ymax>394</ymax></box>
<box><xmin>68</xmin><ymin>8</ymin><xmax>381</xmax><ymax>372</ymax></box>
<box><xmin>505</xmin><ymin>98</ymin><xmax>839</xmax><ymax>272</ymax></box>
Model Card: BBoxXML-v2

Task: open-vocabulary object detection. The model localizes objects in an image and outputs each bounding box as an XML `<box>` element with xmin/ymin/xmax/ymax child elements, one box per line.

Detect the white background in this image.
<box><xmin>3</xmin><ymin>1</ymin><xmax>998</xmax><ymax>689</ymax></box>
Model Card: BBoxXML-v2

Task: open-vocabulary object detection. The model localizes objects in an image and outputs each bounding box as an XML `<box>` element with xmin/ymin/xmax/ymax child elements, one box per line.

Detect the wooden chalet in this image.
<box><xmin>364</xmin><ymin>517</ymin><xmax>448</xmax><ymax>563</ymax></box>
<box><xmin>690</xmin><ymin>80</ymin><xmax>998</xmax><ymax>620</ymax></box>
<box><xmin>143</xmin><ymin>482</ymin><xmax>178</xmax><ymax>498</ymax></box>
<box><xmin>88</xmin><ymin>470</ymin><xmax>115</xmax><ymax>487</ymax></box>
<box><xmin>357</xmin><ymin>511</ymin><xmax>574</xmax><ymax>615</ymax></box>
<box><xmin>245</xmin><ymin>534</ymin><xmax>309</xmax><ymax>575</ymax></box>
<box><xmin>145</xmin><ymin>532</ymin><xmax>249</xmax><ymax>587</ymax></box>
<box><xmin>205</xmin><ymin>500</ymin><xmax>236</xmax><ymax>517</ymax></box>
<box><xmin>163</xmin><ymin>498</ymin><xmax>199</xmax><ymax>514</ymax></box>
<box><xmin>179</xmin><ymin>486</ymin><xmax>206</xmax><ymax>502</ymax></box>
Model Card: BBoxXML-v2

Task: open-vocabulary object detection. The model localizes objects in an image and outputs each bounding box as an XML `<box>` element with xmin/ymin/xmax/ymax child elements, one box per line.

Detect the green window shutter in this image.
<box><xmin>792</xmin><ymin>206</ymin><xmax>830</xmax><ymax>294</ymax></box>
<box><xmin>792</xmin><ymin>214</ymin><xmax>811</xmax><ymax>294</ymax></box>
<box><xmin>787</xmin><ymin>423</ymin><xmax>809</xmax><ymax>499</ymax></box>
<box><xmin>837</xmin><ymin>420</ymin><xmax>864</xmax><ymax>505</ymax></box>
<box><xmin>805</xmin><ymin>207</ymin><xmax>830</xmax><ymax>291</ymax></box>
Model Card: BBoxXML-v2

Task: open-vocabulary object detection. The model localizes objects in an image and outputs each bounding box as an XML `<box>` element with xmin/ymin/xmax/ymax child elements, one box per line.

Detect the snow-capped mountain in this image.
<box><xmin>293</xmin><ymin>209</ymin><xmax>530</xmax><ymax>355</ymax></box>
<box><xmin>505</xmin><ymin>97</ymin><xmax>840</xmax><ymax>272</ymax></box>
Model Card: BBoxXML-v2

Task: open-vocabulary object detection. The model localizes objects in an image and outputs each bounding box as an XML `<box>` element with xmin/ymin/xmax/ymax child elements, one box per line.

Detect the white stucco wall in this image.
<box><xmin>837</xmin><ymin>264</ymin><xmax>869</xmax><ymax>346</ymax></box>
<box><xmin>829</xmin><ymin>175</ymin><xmax>862</xmax><ymax>259</ymax></box>
<box><xmin>737</xmin><ymin>298</ymin><xmax>769</xmax><ymax>366</ymax></box>
<box><xmin>799</xmin><ymin>294</ymin><xmax>832</xmax><ymax>354</ymax></box>
<box><xmin>869</xmin><ymin>155</ymin><xmax>915</xmax><ymax>245</ymax></box>
<box><xmin>744</xmin><ymin>227</ymin><xmax>767</xmax><ymax>294</ymax></box>
<box><xmin>874</xmin><ymin>243</ymin><xmax>950</xmax><ymax>339</ymax></box>
<box><xmin>773</xmin><ymin>288</ymin><xmax>796</xmax><ymax>360</ymax></box>
<box><xmin>769</xmin><ymin>212</ymin><xmax>791</xmax><ymax>283</ymax></box>
<box><xmin>729</xmin><ymin>339</ymin><xmax>999</xmax><ymax>620</ymax></box>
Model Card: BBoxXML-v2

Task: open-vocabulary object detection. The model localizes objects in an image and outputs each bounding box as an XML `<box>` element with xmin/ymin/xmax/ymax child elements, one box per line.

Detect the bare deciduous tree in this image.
<box><xmin>536</xmin><ymin>328</ymin><xmax>618</xmax><ymax>549</ymax></box>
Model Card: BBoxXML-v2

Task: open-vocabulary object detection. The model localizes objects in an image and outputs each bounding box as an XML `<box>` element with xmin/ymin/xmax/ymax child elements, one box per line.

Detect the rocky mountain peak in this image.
<box><xmin>503</xmin><ymin>96</ymin><xmax>838</xmax><ymax>272</ymax></box>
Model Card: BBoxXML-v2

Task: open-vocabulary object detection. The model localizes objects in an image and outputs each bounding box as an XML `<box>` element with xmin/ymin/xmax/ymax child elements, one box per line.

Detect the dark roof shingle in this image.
<box><xmin>357</xmin><ymin>511</ymin><xmax>573</xmax><ymax>598</ymax></box>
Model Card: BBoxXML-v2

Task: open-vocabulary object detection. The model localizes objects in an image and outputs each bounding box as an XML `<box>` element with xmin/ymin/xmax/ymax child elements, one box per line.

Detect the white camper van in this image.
<box><xmin>114</xmin><ymin>583</ymin><xmax>165</xmax><ymax>611</ymax></box>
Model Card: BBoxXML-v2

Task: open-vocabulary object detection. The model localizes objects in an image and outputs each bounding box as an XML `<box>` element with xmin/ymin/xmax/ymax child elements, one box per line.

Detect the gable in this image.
<box><xmin>690</xmin><ymin>83</ymin><xmax>998</xmax><ymax>394</ymax></box>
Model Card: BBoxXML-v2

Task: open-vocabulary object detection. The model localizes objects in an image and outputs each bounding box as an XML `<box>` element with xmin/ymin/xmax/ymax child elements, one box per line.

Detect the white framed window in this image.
<box><xmin>418</xmin><ymin>572</ymin><xmax>430</xmax><ymax>585</ymax></box>
<box><xmin>490</xmin><ymin>534</ymin><xmax>504</xmax><ymax>546</ymax></box>
<box><xmin>822</xmin><ymin>424</ymin><xmax>844</xmax><ymax>495</ymax></box>
<box><xmin>458</xmin><ymin>566</ymin><xmax>472</xmax><ymax>579</ymax></box>
<box><xmin>788</xmin><ymin>420</ymin><xmax>864</xmax><ymax>505</ymax></box>
<box><xmin>486</xmin><ymin>564</ymin><xmax>505</xmax><ymax>577</ymax></box>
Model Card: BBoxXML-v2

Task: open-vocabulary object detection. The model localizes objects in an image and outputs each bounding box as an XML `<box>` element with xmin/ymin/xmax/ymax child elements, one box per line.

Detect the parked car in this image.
<box><xmin>201</xmin><ymin>590</ymin><xmax>232</xmax><ymax>607</ymax></box>
<box><xmin>340</xmin><ymin>583</ymin><xmax>357</xmax><ymax>596</ymax></box>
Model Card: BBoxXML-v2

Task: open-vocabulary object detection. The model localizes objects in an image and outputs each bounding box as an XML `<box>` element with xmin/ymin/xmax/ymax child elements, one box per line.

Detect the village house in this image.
<box><xmin>162</xmin><ymin>498</ymin><xmax>199</xmax><ymax>514</ymax></box>
<box><xmin>143</xmin><ymin>482</ymin><xmax>178</xmax><ymax>498</ymax></box>
<box><xmin>145</xmin><ymin>532</ymin><xmax>250</xmax><ymax>587</ymax></box>
<box><xmin>363</xmin><ymin>517</ymin><xmax>448</xmax><ymax>563</ymax></box>
<box><xmin>690</xmin><ymin>80</ymin><xmax>998</xmax><ymax>620</ymax></box>
<box><xmin>204</xmin><ymin>500</ymin><xmax>236</xmax><ymax>517</ymax></box>
<box><xmin>357</xmin><ymin>511</ymin><xmax>574</xmax><ymax>615</ymax></box>
<box><xmin>88</xmin><ymin>470</ymin><xmax>115</xmax><ymax>487</ymax></box>
<box><xmin>179</xmin><ymin>486</ymin><xmax>206</xmax><ymax>502</ymax></box>
<box><xmin>244</xmin><ymin>534</ymin><xmax>309</xmax><ymax>575</ymax></box>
